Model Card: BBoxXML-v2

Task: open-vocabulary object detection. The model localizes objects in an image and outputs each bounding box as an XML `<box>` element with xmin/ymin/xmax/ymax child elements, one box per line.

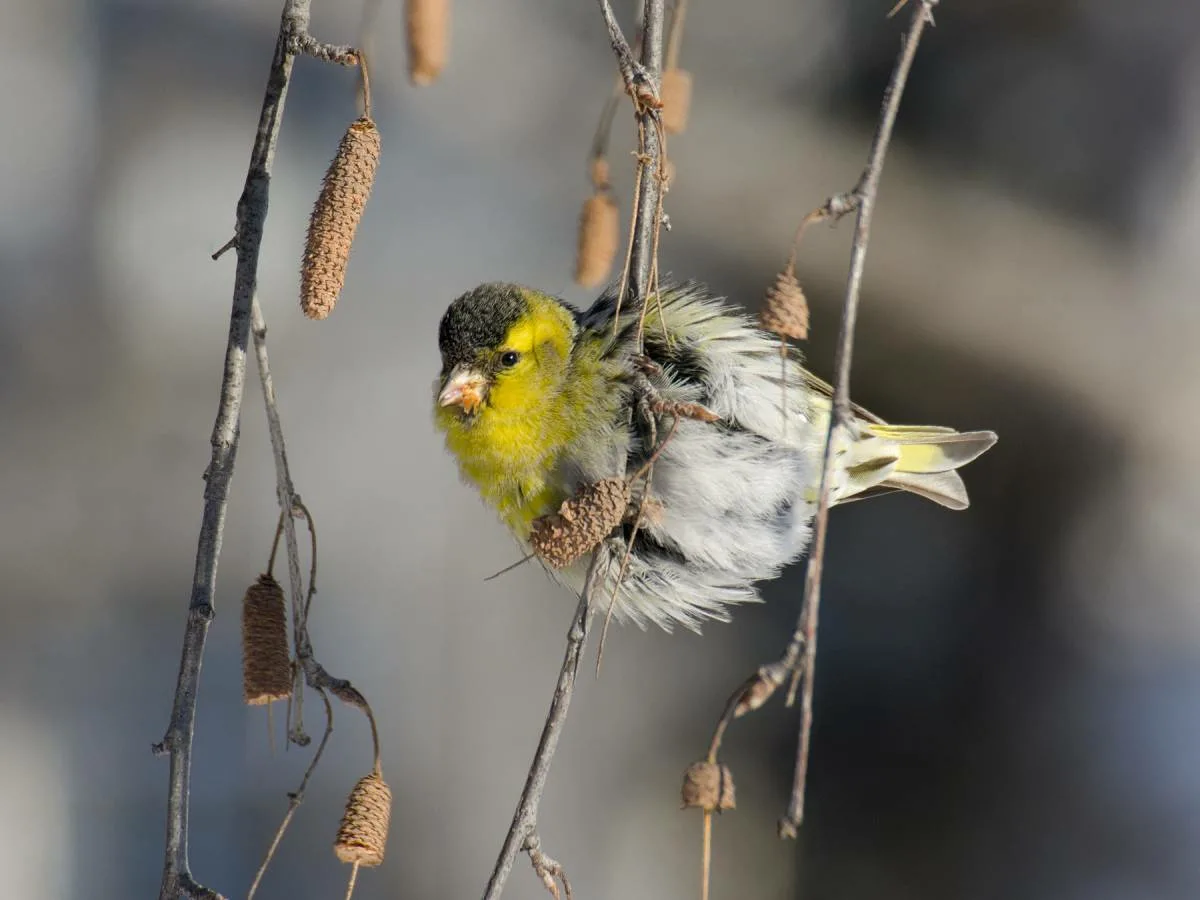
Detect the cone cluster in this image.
<box><xmin>241</xmin><ymin>573</ymin><xmax>292</xmax><ymax>705</ymax></box>
<box><xmin>530</xmin><ymin>478</ymin><xmax>632</xmax><ymax>569</ymax></box>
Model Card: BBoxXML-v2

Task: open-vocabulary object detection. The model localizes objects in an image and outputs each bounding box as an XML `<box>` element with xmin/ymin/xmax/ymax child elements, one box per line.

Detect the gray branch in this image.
<box><xmin>249</xmin><ymin>298</ymin><xmax>374</xmax><ymax>718</ymax></box>
<box><xmin>481</xmin><ymin>554</ymin><xmax>604</xmax><ymax>900</ymax></box>
<box><xmin>597</xmin><ymin>0</ymin><xmax>667</xmax><ymax>304</ymax></box>
<box><xmin>697</xmin><ymin>0</ymin><xmax>942</xmax><ymax>848</ymax></box>
<box><xmin>476</xmin><ymin>6</ymin><xmax>669</xmax><ymax>897</ymax></box>
<box><xmin>153</xmin><ymin>3</ymin><xmax>361</xmax><ymax>897</ymax></box>
<box><xmin>780</xmin><ymin>0</ymin><xmax>940</xmax><ymax>837</ymax></box>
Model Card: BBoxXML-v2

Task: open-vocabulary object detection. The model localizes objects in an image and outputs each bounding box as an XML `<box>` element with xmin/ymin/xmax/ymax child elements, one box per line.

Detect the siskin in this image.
<box><xmin>433</xmin><ymin>281</ymin><xmax>996</xmax><ymax>631</ymax></box>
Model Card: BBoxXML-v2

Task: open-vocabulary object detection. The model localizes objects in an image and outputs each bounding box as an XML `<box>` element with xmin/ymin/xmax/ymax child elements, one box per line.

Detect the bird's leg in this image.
<box><xmin>632</xmin><ymin>354</ymin><xmax>663</xmax><ymax>377</ymax></box>
<box><xmin>629</xmin><ymin>354</ymin><xmax>719</xmax><ymax>424</ymax></box>
<box><xmin>636</xmin><ymin>393</ymin><xmax>658</xmax><ymax>448</ymax></box>
<box><xmin>628</xmin><ymin>356</ymin><xmax>661</xmax><ymax>448</ymax></box>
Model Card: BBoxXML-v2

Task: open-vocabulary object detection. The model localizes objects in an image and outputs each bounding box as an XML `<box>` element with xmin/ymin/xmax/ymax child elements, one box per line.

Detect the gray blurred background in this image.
<box><xmin>4</xmin><ymin>0</ymin><xmax>1200</xmax><ymax>898</ymax></box>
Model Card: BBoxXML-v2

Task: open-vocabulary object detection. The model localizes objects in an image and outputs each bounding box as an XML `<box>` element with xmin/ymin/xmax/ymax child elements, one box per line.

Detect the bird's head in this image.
<box><xmin>434</xmin><ymin>283</ymin><xmax>579</xmax><ymax>424</ymax></box>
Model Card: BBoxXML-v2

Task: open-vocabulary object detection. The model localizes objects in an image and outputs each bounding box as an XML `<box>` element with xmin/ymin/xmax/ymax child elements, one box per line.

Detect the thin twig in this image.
<box><xmin>153</xmin><ymin>5</ymin><xmax>322</xmax><ymax>898</ymax></box>
<box><xmin>291</xmin><ymin>33</ymin><xmax>360</xmax><ymax>65</ymax></box>
<box><xmin>690</xmin><ymin>0</ymin><xmax>939</xmax><ymax>844</ymax></box>
<box><xmin>249</xmin><ymin>298</ymin><xmax>377</xmax><ymax>737</ymax></box>
<box><xmin>481</xmin><ymin>554</ymin><xmax>605</xmax><ymax>900</ymax></box>
<box><xmin>355</xmin><ymin>0</ymin><xmax>383</xmax><ymax>115</ymax></box>
<box><xmin>478</xmin><ymin>8</ymin><xmax>668</xmax><ymax>898</ymax></box>
<box><xmin>247</xmin><ymin>690</ymin><xmax>336</xmax><ymax>900</ymax></box>
<box><xmin>595</xmin><ymin>0</ymin><xmax>668</xmax><ymax>312</ymax></box>
<box><xmin>588</xmin><ymin>85</ymin><xmax>623</xmax><ymax>170</ymax></box>
<box><xmin>267</xmin><ymin>507</ymin><xmax>286</xmax><ymax>577</ymax></box>
<box><xmin>344</xmin><ymin>863</ymin><xmax>361</xmax><ymax>900</ymax></box>
<box><xmin>777</xmin><ymin>0</ymin><xmax>938</xmax><ymax>839</ymax></box>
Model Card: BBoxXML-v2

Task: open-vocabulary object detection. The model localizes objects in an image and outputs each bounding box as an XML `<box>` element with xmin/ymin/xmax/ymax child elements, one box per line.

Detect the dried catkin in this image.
<box><xmin>589</xmin><ymin>156</ymin><xmax>611</xmax><ymax>190</ymax></box>
<box><xmin>573</xmin><ymin>192</ymin><xmax>619</xmax><ymax>288</ymax></box>
<box><xmin>681</xmin><ymin>761</ymin><xmax>736</xmax><ymax>812</ymax></box>
<box><xmin>760</xmin><ymin>268</ymin><xmax>809</xmax><ymax>340</ymax></box>
<box><xmin>335</xmin><ymin>772</ymin><xmax>392</xmax><ymax>866</ymax></box>
<box><xmin>300</xmin><ymin>116</ymin><xmax>381</xmax><ymax>321</ymax></box>
<box><xmin>530</xmin><ymin>478</ymin><xmax>631</xmax><ymax>569</ymax></box>
<box><xmin>732</xmin><ymin>661</ymin><xmax>789</xmax><ymax>718</ymax></box>
<box><xmin>241</xmin><ymin>574</ymin><xmax>291</xmax><ymax>705</ymax></box>
<box><xmin>660</xmin><ymin>68</ymin><xmax>693</xmax><ymax>135</ymax></box>
<box><xmin>406</xmin><ymin>0</ymin><xmax>449</xmax><ymax>86</ymax></box>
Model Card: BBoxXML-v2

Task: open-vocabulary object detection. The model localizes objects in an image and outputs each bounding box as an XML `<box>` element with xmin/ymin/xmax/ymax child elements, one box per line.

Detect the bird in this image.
<box><xmin>433</xmin><ymin>280</ymin><xmax>997</xmax><ymax>631</ymax></box>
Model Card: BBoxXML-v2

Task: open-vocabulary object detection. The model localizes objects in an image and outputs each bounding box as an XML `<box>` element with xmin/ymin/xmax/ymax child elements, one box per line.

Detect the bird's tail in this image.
<box><xmin>831</xmin><ymin>422</ymin><xmax>997</xmax><ymax>510</ymax></box>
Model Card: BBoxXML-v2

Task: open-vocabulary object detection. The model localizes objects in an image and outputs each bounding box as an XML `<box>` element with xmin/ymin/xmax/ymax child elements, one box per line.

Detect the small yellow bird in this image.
<box><xmin>434</xmin><ymin>281</ymin><xmax>996</xmax><ymax>630</ymax></box>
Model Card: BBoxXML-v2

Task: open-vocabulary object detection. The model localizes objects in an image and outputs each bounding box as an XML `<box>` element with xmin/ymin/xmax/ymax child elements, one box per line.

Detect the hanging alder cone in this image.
<box><xmin>241</xmin><ymin>573</ymin><xmax>292</xmax><ymax>705</ymax></box>
<box><xmin>573</xmin><ymin>190</ymin><xmax>619</xmax><ymax>289</ymax></box>
<box><xmin>760</xmin><ymin>268</ymin><xmax>809</xmax><ymax>341</ymax></box>
<box><xmin>530</xmin><ymin>478</ymin><xmax>632</xmax><ymax>569</ymax></box>
<box><xmin>406</xmin><ymin>0</ymin><xmax>449</xmax><ymax>86</ymax></box>
<box><xmin>681</xmin><ymin>761</ymin><xmax>736</xmax><ymax>812</ymax></box>
<box><xmin>334</xmin><ymin>770</ymin><xmax>393</xmax><ymax>867</ymax></box>
<box><xmin>300</xmin><ymin>116</ymin><xmax>381</xmax><ymax>320</ymax></box>
<box><xmin>660</xmin><ymin>68</ymin><xmax>693</xmax><ymax>135</ymax></box>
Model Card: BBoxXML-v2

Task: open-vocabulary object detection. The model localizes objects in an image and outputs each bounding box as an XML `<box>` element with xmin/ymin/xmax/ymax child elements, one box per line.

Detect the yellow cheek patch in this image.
<box><xmin>500</xmin><ymin>291</ymin><xmax>575</xmax><ymax>361</ymax></box>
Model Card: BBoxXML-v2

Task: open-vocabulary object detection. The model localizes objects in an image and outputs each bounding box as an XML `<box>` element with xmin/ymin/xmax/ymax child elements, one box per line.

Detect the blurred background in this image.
<box><xmin>4</xmin><ymin>0</ymin><xmax>1200</xmax><ymax>898</ymax></box>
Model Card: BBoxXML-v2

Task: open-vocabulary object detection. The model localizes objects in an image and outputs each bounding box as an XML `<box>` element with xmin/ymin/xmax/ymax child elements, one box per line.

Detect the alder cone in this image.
<box><xmin>300</xmin><ymin>116</ymin><xmax>381</xmax><ymax>320</ymax></box>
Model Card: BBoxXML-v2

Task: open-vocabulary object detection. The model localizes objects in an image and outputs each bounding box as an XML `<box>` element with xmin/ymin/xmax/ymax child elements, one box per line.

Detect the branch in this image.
<box><xmin>154</xmin><ymin>4</ymin><xmax>364</xmax><ymax>898</ymax></box>
<box><xmin>777</xmin><ymin>0</ymin><xmax>938</xmax><ymax>838</ymax></box>
<box><xmin>247</xmin><ymin>690</ymin><xmax>335</xmax><ymax>900</ymax></box>
<box><xmin>478</xmin><ymin>8</ymin><xmax>668</xmax><ymax>899</ymax></box>
<box><xmin>596</xmin><ymin>0</ymin><xmax>668</xmax><ymax>309</ymax></box>
<box><xmin>153</xmin><ymin>7</ymin><xmax>301</xmax><ymax>899</ymax></box>
<box><xmin>696</xmin><ymin>0</ymin><xmax>941</xmax><ymax>842</ymax></box>
<box><xmin>481</xmin><ymin>555</ymin><xmax>604</xmax><ymax>900</ymax></box>
<box><xmin>249</xmin><ymin>298</ymin><xmax>376</xmax><ymax>725</ymax></box>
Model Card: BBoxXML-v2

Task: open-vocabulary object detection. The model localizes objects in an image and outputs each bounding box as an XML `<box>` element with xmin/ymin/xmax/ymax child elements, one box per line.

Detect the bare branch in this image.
<box><xmin>154</xmin><ymin>4</ymin><xmax>368</xmax><ymax>897</ymax></box>
<box><xmin>775</xmin><ymin>0</ymin><xmax>939</xmax><ymax>839</ymax></box>
<box><xmin>154</xmin><ymin>4</ymin><xmax>311</xmax><ymax>897</ymax></box>
<box><xmin>291</xmin><ymin>34</ymin><xmax>360</xmax><ymax>65</ymax></box>
<box><xmin>595</xmin><ymin>0</ymin><xmax>668</xmax><ymax>306</ymax></box>
<box><xmin>249</xmin><ymin>298</ymin><xmax>378</xmax><ymax>737</ymax></box>
<box><xmin>692</xmin><ymin>0</ymin><xmax>940</xmax><ymax>842</ymax></box>
<box><xmin>247</xmin><ymin>690</ymin><xmax>336</xmax><ymax>900</ymax></box>
<box><xmin>478</xmin><ymin>7</ymin><xmax>669</xmax><ymax>898</ymax></box>
<box><xmin>481</xmin><ymin>554</ymin><xmax>604</xmax><ymax>900</ymax></box>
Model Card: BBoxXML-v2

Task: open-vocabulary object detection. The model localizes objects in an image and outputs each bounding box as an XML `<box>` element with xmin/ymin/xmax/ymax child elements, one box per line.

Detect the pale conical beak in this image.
<box><xmin>438</xmin><ymin>367</ymin><xmax>487</xmax><ymax>414</ymax></box>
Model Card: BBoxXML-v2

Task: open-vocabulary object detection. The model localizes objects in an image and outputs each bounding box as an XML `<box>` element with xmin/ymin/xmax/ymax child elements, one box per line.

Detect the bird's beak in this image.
<box><xmin>438</xmin><ymin>367</ymin><xmax>488</xmax><ymax>414</ymax></box>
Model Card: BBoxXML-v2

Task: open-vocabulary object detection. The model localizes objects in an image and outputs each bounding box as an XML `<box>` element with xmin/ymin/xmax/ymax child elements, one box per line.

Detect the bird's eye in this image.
<box><xmin>499</xmin><ymin>350</ymin><xmax>520</xmax><ymax>368</ymax></box>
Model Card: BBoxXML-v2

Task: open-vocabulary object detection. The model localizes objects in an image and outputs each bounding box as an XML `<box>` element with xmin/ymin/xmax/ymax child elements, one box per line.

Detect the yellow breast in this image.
<box><xmin>439</xmin><ymin>400</ymin><xmax>578</xmax><ymax>537</ymax></box>
<box><xmin>435</xmin><ymin>293</ymin><xmax>625</xmax><ymax>538</ymax></box>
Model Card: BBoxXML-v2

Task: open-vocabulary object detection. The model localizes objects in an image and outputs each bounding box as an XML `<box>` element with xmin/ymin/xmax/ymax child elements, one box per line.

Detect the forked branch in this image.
<box><xmin>154</xmin><ymin>3</ymin><xmax>364</xmax><ymax>898</ymax></box>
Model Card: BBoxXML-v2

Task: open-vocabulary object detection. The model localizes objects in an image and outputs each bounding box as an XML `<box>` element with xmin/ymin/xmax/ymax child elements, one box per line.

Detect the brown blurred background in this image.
<box><xmin>4</xmin><ymin>1</ymin><xmax>1200</xmax><ymax>898</ymax></box>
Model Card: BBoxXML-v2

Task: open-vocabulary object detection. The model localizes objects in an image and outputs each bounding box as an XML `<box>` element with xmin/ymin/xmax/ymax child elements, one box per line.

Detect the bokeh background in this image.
<box><xmin>4</xmin><ymin>1</ymin><xmax>1200</xmax><ymax>898</ymax></box>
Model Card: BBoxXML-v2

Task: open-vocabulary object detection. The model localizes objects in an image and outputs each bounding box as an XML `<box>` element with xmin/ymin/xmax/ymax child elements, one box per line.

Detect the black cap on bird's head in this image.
<box><xmin>436</xmin><ymin>282</ymin><xmax>581</xmax><ymax>415</ymax></box>
<box><xmin>436</xmin><ymin>283</ymin><xmax>541</xmax><ymax>416</ymax></box>
<box><xmin>437</xmin><ymin>283</ymin><xmax>527</xmax><ymax>373</ymax></box>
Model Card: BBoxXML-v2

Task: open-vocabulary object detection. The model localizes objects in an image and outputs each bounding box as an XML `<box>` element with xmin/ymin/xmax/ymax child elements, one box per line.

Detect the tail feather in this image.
<box><xmin>835</xmin><ymin>424</ymin><xmax>997</xmax><ymax>510</ymax></box>
<box><xmin>869</xmin><ymin>425</ymin><xmax>998</xmax><ymax>474</ymax></box>
<box><xmin>879</xmin><ymin>469</ymin><xmax>971</xmax><ymax>510</ymax></box>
